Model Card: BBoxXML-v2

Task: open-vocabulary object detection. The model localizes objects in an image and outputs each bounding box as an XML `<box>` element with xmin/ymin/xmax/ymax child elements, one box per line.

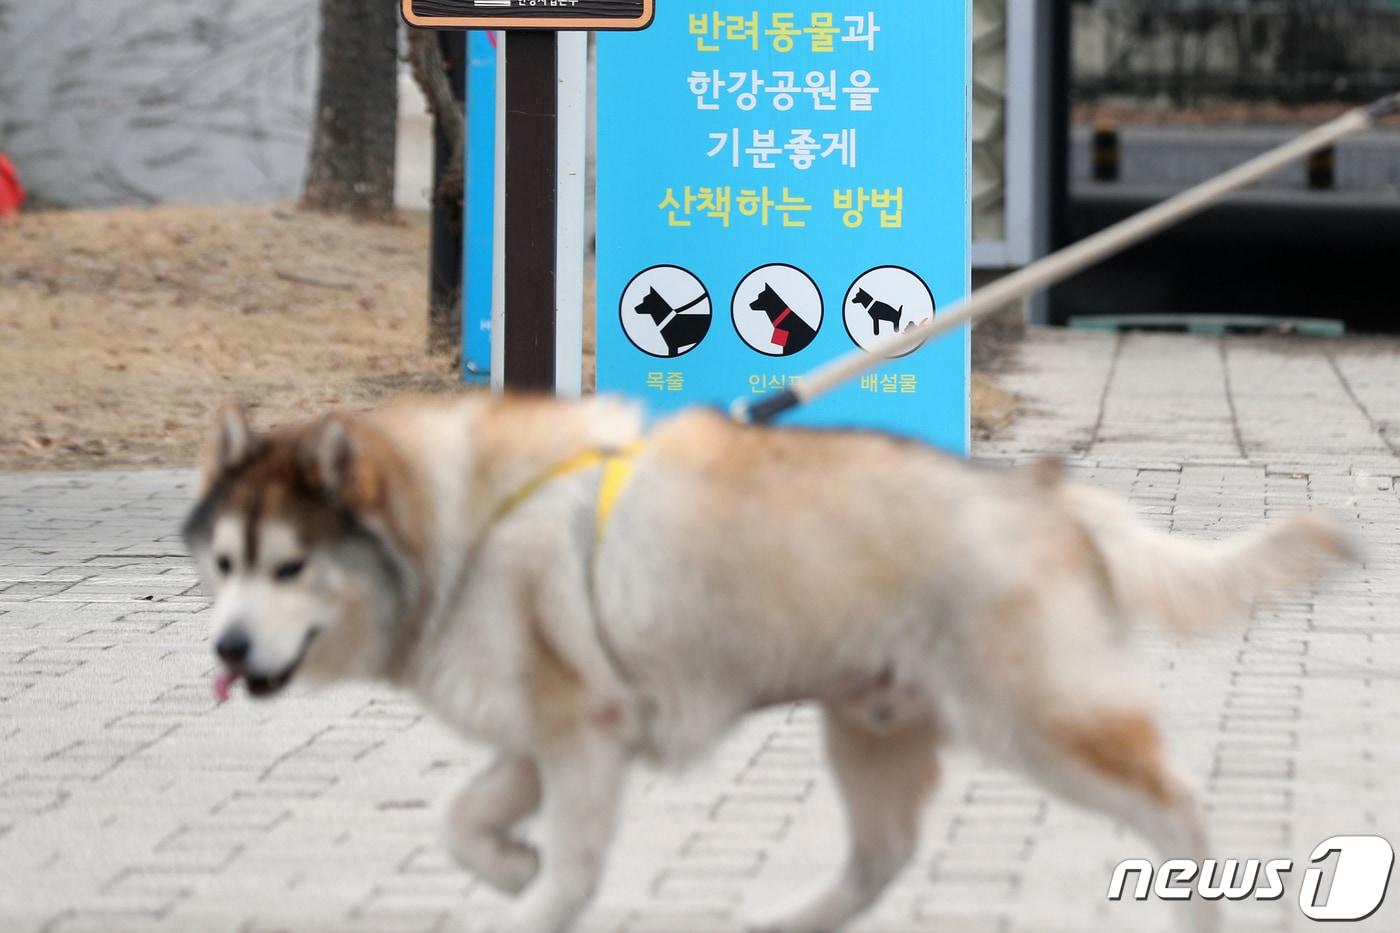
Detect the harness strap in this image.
<box><xmin>486</xmin><ymin>441</ymin><xmax>651</xmax><ymax>739</ymax></box>
<box><xmin>595</xmin><ymin>449</ymin><xmax>639</xmax><ymax>548</ymax></box>
<box><xmin>489</xmin><ymin>441</ymin><xmax>645</xmax><ymax>549</ymax></box>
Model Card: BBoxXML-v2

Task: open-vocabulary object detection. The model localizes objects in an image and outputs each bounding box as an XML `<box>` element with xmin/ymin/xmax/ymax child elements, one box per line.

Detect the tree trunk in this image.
<box><xmin>302</xmin><ymin>0</ymin><xmax>399</xmax><ymax>219</ymax></box>
<box><xmin>408</xmin><ymin>31</ymin><xmax>467</xmax><ymax>354</ymax></box>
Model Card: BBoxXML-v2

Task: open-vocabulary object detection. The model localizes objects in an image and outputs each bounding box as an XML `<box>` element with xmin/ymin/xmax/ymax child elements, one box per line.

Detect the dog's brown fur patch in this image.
<box><xmin>1060</xmin><ymin>711</ymin><xmax>1173</xmax><ymax>805</ymax></box>
<box><xmin>202</xmin><ymin>416</ymin><xmax>432</xmax><ymax>568</ymax></box>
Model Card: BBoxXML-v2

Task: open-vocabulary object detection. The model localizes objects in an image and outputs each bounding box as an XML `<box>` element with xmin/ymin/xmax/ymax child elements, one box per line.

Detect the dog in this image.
<box><xmin>850</xmin><ymin>287</ymin><xmax>904</xmax><ymax>336</ymax></box>
<box><xmin>634</xmin><ymin>287</ymin><xmax>709</xmax><ymax>357</ymax></box>
<box><xmin>749</xmin><ymin>283</ymin><xmax>818</xmax><ymax>355</ymax></box>
<box><xmin>186</xmin><ymin>395</ymin><xmax>1353</xmax><ymax>933</ymax></box>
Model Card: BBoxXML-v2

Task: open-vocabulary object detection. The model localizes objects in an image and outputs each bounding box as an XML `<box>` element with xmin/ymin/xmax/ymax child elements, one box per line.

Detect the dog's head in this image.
<box><xmin>184</xmin><ymin>406</ymin><xmax>416</xmax><ymax>703</ymax></box>
<box><xmin>634</xmin><ymin>288</ymin><xmax>673</xmax><ymax>325</ymax></box>
<box><xmin>851</xmin><ymin>288</ymin><xmax>874</xmax><ymax>309</ymax></box>
<box><xmin>749</xmin><ymin>284</ymin><xmax>785</xmax><ymax>320</ymax></box>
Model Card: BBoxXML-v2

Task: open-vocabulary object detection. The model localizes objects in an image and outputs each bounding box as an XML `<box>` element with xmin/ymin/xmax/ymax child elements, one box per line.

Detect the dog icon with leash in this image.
<box><xmin>635</xmin><ymin>287</ymin><xmax>711</xmax><ymax>358</ymax></box>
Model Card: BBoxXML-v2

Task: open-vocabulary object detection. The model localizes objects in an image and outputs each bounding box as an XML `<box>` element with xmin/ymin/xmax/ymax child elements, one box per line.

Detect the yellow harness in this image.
<box><xmin>488</xmin><ymin>442</ymin><xmax>644</xmax><ymax>550</ymax></box>
<box><xmin>486</xmin><ymin>443</ymin><xmax>646</xmax><ymax>697</ymax></box>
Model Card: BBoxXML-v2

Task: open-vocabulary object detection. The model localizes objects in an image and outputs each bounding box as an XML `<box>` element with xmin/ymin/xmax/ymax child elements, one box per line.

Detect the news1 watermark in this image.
<box><xmin>1109</xmin><ymin>836</ymin><xmax>1395</xmax><ymax>922</ymax></box>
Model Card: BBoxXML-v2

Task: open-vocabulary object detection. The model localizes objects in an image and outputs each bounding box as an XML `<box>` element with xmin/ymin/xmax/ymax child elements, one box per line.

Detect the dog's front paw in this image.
<box><xmin>744</xmin><ymin>899</ymin><xmax>839</xmax><ymax>933</ymax></box>
<box><xmin>745</xmin><ymin>911</ymin><xmax>826</xmax><ymax>933</ymax></box>
<box><xmin>744</xmin><ymin>904</ymin><xmax>783</xmax><ymax>932</ymax></box>
<box><xmin>485</xmin><ymin>838</ymin><xmax>540</xmax><ymax>895</ymax></box>
<box><xmin>746</xmin><ymin>920</ymin><xmax>820</xmax><ymax>933</ymax></box>
<box><xmin>494</xmin><ymin>883</ymin><xmax>586</xmax><ymax>933</ymax></box>
<box><xmin>447</xmin><ymin>831</ymin><xmax>540</xmax><ymax>895</ymax></box>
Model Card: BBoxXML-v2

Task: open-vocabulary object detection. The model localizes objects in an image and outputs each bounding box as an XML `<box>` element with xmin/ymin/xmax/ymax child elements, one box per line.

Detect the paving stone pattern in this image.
<box><xmin>2</xmin><ymin>331</ymin><xmax>1398</xmax><ymax>931</ymax></box>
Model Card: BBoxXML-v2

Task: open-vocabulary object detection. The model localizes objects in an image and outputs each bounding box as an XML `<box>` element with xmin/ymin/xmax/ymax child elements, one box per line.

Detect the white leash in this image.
<box><xmin>733</xmin><ymin>92</ymin><xmax>1400</xmax><ymax>425</ymax></box>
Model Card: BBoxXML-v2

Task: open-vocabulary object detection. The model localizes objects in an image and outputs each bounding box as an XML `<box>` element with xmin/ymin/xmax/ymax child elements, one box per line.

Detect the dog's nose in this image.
<box><xmin>216</xmin><ymin>629</ymin><xmax>251</xmax><ymax>665</ymax></box>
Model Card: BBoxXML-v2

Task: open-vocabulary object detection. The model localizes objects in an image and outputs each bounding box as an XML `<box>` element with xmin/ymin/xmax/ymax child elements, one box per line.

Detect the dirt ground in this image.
<box><xmin>0</xmin><ymin>204</ymin><xmax>1016</xmax><ymax>471</ymax></box>
<box><xmin>0</xmin><ymin>205</ymin><xmax>462</xmax><ymax>470</ymax></box>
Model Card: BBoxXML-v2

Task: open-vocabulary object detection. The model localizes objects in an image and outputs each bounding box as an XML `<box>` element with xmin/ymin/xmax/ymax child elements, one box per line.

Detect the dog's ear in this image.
<box><xmin>199</xmin><ymin>402</ymin><xmax>255</xmax><ymax>494</ymax></box>
<box><xmin>299</xmin><ymin>417</ymin><xmax>383</xmax><ymax>510</ymax></box>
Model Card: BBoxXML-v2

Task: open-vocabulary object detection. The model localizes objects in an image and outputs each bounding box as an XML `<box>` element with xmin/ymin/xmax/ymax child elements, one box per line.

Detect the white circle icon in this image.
<box><xmin>619</xmin><ymin>265</ymin><xmax>712</xmax><ymax>359</ymax></box>
<box><xmin>731</xmin><ymin>264</ymin><xmax>824</xmax><ymax>357</ymax></box>
<box><xmin>843</xmin><ymin>266</ymin><xmax>937</xmax><ymax>357</ymax></box>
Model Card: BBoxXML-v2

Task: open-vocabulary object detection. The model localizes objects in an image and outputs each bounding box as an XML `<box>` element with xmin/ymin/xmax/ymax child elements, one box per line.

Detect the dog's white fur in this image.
<box><xmin>187</xmin><ymin>395</ymin><xmax>1353</xmax><ymax>933</ymax></box>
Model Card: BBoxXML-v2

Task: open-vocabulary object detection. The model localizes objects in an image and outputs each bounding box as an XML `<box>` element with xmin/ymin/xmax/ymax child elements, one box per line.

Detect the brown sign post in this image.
<box><xmin>403</xmin><ymin>1</ymin><xmax>652</xmax><ymax>392</ymax></box>
<box><xmin>403</xmin><ymin>0</ymin><xmax>653</xmax><ymax>32</ymax></box>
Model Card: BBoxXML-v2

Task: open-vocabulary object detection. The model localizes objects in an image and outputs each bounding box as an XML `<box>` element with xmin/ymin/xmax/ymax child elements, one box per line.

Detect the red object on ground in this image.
<box><xmin>0</xmin><ymin>154</ymin><xmax>26</xmax><ymax>217</ymax></box>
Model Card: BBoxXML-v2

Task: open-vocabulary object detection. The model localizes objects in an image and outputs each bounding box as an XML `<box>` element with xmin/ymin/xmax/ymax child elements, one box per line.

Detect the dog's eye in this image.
<box><xmin>215</xmin><ymin>555</ymin><xmax>232</xmax><ymax>576</ymax></box>
<box><xmin>274</xmin><ymin>560</ymin><xmax>306</xmax><ymax>582</ymax></box>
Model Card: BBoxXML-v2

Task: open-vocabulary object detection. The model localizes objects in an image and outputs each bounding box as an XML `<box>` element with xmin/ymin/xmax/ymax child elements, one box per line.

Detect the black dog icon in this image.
<box><xmin>851</xmin><ymin>287</ymin><xmax>904</xmax><ymax>336</ymax></box>
<box><xmin>749</xmin><ymin>283</ymin><xmax>817</xmax><ymax>355</ymax></box>
<box><xmin>635</xmin><ymin>287</ymin><xmax>710</xmax><ymax>357</ymax></box>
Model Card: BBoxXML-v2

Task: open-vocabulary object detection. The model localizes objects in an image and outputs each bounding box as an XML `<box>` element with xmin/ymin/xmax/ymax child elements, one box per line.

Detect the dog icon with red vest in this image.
<box><xmin>732</xmin><ymin>264</ymin><xmax>824</xmax><ymax>358</ymax></box>
<box><xmin>749</xmin><ymin>284</ymin><xmax>818</xmax><ymax>356</ymax></box>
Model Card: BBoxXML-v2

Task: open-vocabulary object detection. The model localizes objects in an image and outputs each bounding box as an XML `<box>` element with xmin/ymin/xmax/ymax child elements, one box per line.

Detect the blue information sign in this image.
<box><xmin>462</xmin><ymin>30</ymin><xmax>498</xmax><ymax>384</ymax></box>
<box><xmin>597</xmin><ymin>2</ymin><xmax>970</xmax><ymax>453</ymax></box>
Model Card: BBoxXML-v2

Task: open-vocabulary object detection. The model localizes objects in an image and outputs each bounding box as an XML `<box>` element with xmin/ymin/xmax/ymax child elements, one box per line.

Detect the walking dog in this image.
<box><xmin>187</xmin><ymin>395</ymin><xmax>1352</xmax><ymax>932</ymax></box>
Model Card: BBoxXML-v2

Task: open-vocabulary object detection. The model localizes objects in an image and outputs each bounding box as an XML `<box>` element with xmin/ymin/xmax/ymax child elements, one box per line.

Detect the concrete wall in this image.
<box><xmin>0</xmin><ymin>1</ymin><xmax>319</xmax><ymax>207</ymax></box>
<box><xmin>1074</xmin><ymin>3</ymin><xmax>1400</xmax><ymax>101</ymax></box>
<box><xmin>971</xmin><ymin>0</ymin><xmax>1008</xmax><ymax>244</ymax></box>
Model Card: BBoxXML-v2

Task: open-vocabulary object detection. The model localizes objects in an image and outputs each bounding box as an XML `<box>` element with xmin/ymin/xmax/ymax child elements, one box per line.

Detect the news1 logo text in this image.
<box><xmin>1109</xmin><ymin>835</ymin><xmax>1395</xmax><ymax>922</ymax></box>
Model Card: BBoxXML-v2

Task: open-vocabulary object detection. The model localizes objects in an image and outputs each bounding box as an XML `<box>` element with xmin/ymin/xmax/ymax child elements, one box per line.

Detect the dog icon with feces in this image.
<box><xmin>842</xmin><ymin>266</ymin><xmax>937</xmax><ymax>356</ymax></box>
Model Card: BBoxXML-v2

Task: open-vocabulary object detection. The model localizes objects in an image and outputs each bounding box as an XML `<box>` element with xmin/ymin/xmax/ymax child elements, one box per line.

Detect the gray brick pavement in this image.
<box><xmin>2</xmin><ymin>331</ymin><xmax>1398</xmax><ymax>931</ymax></box>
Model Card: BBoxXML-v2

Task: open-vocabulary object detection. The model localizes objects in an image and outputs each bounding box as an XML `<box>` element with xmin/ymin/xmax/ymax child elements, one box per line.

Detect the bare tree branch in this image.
<box><xmin>407</xmin><ymin>30</ymin><xmax>465</xmax><ymax>203</ymax></box>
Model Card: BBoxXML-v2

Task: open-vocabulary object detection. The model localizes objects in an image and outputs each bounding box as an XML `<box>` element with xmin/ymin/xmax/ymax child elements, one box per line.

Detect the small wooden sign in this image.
<box><xmin>403</xmin><ymin>0</ymin><xmax>654</xmax><ymax>31</ymax></box>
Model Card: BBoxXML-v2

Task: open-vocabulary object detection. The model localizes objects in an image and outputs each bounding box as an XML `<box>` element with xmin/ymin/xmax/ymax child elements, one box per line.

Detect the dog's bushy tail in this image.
<box><xmin>1067</xmin><ymin>487</ymin><xmax>1356</xmax><ymax>635</ymax></box>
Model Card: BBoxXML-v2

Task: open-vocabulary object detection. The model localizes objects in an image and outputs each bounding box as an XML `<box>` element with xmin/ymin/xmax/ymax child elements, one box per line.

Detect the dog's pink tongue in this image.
<box><xmin>212</xmin><ymin>668</ymin><xmax>236</xmax><ymax>705</ymax></box>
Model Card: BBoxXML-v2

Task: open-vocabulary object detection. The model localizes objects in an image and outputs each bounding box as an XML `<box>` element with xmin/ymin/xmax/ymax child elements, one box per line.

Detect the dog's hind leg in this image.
<box><xmin>993</xmin><ymin>702</ymin><xmax>1217</xmax><ymax>933</ymax></box>
<box><xmin>989</xmin><ymin>682</ymin><xmax>1214</xmax><ymax>917</ymax></box>
<box><xmin>748</xmin><ymin>707</ymin><xmax>941</xmax><ymax>933</ymax></box>
<box><xmin>443</xmin><ymin>754</ymin><xmax>542</xmax><ymax>894</ymax></box>
<box><xmin>958</xmin><ymin>579</ymin><xmax>1218</xmax><ymax>932</ymax></box>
